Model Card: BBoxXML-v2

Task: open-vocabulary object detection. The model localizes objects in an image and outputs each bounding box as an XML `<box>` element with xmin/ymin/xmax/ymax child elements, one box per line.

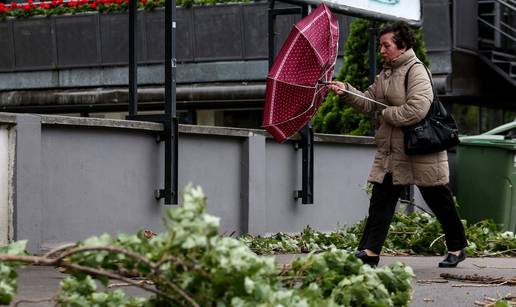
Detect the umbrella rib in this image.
<box><xmin>268</xmin><ymin>32</ymin><xmax>303</xmax><ymax>123</ymax></box>
<box><xmin>294</xmin><ymin>11</ymin><xmax>328</xmax><ymax>65</ymax></box>
<box><xmin>264</xmin><ymin>83</ymin><xmax>328</xmax><ymax>127</ymax></box>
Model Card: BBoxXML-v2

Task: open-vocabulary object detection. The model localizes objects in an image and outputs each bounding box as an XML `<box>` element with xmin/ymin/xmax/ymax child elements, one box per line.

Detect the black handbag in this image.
<box><xmin>401</xmin><ymin>63</ymin><xmax>460</xmax><ymax>155</ymax></box>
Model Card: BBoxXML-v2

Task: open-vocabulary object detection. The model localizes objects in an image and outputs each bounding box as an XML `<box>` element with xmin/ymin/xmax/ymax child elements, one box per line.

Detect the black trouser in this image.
<box><xmin>357</xmin><ymin>173</ymin><xmax>468</xmax><ymax>255</ymax></box>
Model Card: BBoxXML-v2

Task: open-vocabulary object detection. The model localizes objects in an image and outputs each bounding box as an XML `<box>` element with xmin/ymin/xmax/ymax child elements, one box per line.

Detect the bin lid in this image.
<box><xmin>459</xmin><ymin>136</ymin><xmax>516</xmax><ymax>150</ymax></box>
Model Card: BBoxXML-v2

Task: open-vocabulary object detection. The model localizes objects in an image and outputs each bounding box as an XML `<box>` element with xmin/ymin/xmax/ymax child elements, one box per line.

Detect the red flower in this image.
<box><xmin>23</xmin><ymin>3</ymin><xmax>31</xmax><ymax>10</ymax></box>
<box><xmin>89</xmin><ymin>2</ymin><xmax>96</xmax><ymax>8</ymax></box>
<box><xmin>11</xmin><ymin>2</ymin><xmax>19</xmax><ymax>8</ymax></box>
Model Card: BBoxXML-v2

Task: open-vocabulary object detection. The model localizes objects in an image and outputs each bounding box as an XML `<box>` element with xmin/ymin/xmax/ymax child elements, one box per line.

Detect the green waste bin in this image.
<box><xmin>456</xmin><ymin>138</ymin><xmax>516</xmax><ymax>232</ymax></box>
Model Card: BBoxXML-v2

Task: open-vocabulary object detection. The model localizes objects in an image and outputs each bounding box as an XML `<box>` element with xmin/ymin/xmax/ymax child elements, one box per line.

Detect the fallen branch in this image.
<box><xmin>440</xmin><ymin>273</ymin><xmax>516</xmax><ymax>285</ymax></box>
<box><xmin>479</xmin><ymin>249</ymin><xmax>516</xmax><ymax>257</ymax></box>
<box><xmin>43</xmin><ymin>243</ymin><xmax>77</xmax><ymax>258</ymax></box>
<box><xmin>0</xmin><ymin>249</ymin><xmax>200</xmax><ymax>307</ymax></box>
<box><xmin>429</xmin><ymin>234</ymin><xmax>445</xmax><ymax>248</ymax></box>
<box><xmin>472</xmin><ymin>264</ymin><xmax>516</xmax><ymax>270</ymax></box>
<box><xmin>474</xmin><ymin>294</ymin><xmax>516</xmax><ymax>306</ymax></box>
<box><xmin>108</xmin><ymin>280</ymin><xmax>154</xmax><ymax>288</ymax></box>
<box><xmin>416</xmin><ymin>279</ymin><xmax>448</xmax><ymax>284</ymax></box>
<box><xmin>56</xmin><ymin>246</ymin><xmax>155</xmax><ymax>269</ymax></box>
<box><xmin>14</xmin><ymin>297</ymin><xmax>55</xmax><ymax>306</ymax></box>
<box><xmin>451</xmin><ymin>282</ymin><xmax>508</xmax><ymax>287</ymax></box>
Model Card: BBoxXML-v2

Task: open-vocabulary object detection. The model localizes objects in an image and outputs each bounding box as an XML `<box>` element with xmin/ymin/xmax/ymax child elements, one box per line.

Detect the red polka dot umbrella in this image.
<box><xmin>262</xmin><ymin>3</ymin><xmax>339</xmax><ymax>143</ymax></box>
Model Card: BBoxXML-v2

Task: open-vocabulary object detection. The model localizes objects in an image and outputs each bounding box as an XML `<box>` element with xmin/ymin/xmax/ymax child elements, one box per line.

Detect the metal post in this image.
<box><xmin>494</xmin><ymin>1</ymin><xmax>502</xmax><ymax>48</ymax></box>
<box><xmin>162</xmin><ymin>0</ymin><xmax>178</xmax><ymax>205</ymax></box>
<box><xmin>268</xmin><ymin>1</ymin><xmax>314</xmax><ymax>204</ymax></box>
<box><xmin>268</xmin><ymin>0</ymin><xmax>276</xmax><ymax>68</ymax></box>
<box><xmin>368</xmin><ymin>26</ymin><xmax>378</xmax><ymax>85</ymax></box>
<box><xmin>128</xmin><ymin>0</ymin><xmax>137</xmax><ymax>116</ymax></box>
<box><xmin>126</xmin><ymin>0</ymin><xmax>177</xmax><ymax>205</ymax></box>
<box><xmin>368</xmin><ymin>26</ymin><xmax>378</xmax><ymax>137</ymax></box>
<box><xmin>297</xmin><ymin>124</ymin><xmax>314</xmax><ymax>204</ymax></box>
<box><xmin>299</xmin><ymin>4</ymin><xmax>314</xmax><ymax>205</ymax></box>
<box><xmin>401</xmin><ymin>185</ymin><xmax>415</xmax><ymax>214</ymax></box>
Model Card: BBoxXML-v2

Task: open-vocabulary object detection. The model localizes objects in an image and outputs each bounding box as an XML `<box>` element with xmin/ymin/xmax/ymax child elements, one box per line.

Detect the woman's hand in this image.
<box><xmin>328</xmin><ymin>81</ymin><xmax>347</xmax><ymax>96</ymax></box>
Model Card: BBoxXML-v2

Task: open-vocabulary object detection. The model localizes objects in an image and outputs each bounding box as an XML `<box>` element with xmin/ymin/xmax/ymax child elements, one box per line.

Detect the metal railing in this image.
<box><xmin>478</xmin><ymin>0</ymin><xmax>516</xmax><ymax>51</ymax></box>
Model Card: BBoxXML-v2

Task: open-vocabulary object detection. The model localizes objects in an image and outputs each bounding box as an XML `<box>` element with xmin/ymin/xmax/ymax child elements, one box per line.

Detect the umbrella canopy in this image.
<box><xmin>262</xmin><ymin>3</ymin><xmax>339</xmax><ymax>143</ymax></box>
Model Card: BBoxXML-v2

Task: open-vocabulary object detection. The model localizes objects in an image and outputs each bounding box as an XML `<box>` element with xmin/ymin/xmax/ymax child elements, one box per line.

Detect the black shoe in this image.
<box><xmin>438</xmin><ymin>250</ymin><xmax>466</xmax><ymax>268</ymax></box>
<box><xmin>354</xmin><ymin>250</ymin><xmax>380</xmax><ymax>267</ymax></box>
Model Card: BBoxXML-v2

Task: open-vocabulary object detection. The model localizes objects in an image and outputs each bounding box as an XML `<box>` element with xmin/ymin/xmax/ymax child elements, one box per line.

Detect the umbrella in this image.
<box><xmin>262</xmin><ymin>3</ymin><xmax>339</xmax><ymax>143</ymax></box>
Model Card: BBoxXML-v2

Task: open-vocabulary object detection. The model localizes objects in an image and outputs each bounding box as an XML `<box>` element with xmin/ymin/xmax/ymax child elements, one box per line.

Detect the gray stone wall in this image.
<box><xmin>1</xmin><ymin>113</ymin><xmax>388</xmax><ymax>254</ymax></box>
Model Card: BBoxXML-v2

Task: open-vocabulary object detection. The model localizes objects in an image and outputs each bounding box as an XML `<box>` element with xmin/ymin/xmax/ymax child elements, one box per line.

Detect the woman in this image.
<box><xmin>328</xmin><ymin>21</ymin><xmax>468</xmax><ymax>268</ymax></box>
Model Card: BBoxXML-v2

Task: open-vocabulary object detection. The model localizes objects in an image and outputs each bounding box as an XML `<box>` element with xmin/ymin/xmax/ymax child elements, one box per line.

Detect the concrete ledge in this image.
<box><xmin>39</xmin><ymin>114</ymin><xmax>164</xmax><ymax>132</ymax></box>
<box><xmin>0</xmin><ymin>113</ymin><xmax>375</xmax><ymax>146</ymax></box>
<box><xmin>0</xmin><ymin>113</ymin><xmax>18</xmax><ymax>124</ymax></box>
<box><xmin>180</xmin><ymin>124</ymin><xmax>375</xmax><ymax>145</ymax></box>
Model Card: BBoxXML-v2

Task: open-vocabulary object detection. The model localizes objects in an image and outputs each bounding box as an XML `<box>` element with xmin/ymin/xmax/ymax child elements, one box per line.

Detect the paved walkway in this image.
<box><xmin>9</xmin><ymin>255</ymin><xmax>516</xmax><ymax>306</ymax></box>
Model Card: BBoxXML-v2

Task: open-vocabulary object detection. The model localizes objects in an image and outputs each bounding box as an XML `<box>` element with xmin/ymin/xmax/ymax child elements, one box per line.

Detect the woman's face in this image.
<box><xmin>379</xmin><ymin>32</ymin><xmax>406</xmax><ymax>63</ymax></box>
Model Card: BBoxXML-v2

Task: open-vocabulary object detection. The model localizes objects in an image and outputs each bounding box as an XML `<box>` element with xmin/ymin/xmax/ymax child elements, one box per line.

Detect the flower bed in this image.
<box><xmin>0</xmin><ymin>0</ymin><xmax>252</xmax><ymax>18</ymax></box>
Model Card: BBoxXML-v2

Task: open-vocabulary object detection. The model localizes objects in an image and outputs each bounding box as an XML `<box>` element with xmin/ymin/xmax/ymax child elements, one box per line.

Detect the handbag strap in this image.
<box><xmin>404</xmin><ymin>61</ymin><xmax>448</xmax><ymax>116</ymax></box>
<box><xmin>404</xmin><ymin>61</ymin><xmax>438</xmax><ymax>97</ymax></box>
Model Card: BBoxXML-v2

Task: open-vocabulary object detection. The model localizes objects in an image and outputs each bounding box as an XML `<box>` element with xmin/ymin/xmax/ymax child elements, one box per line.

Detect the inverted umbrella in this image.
<box><xmin>262</xmin><ymin>3</ymin><xmax>339</xmax><ymax>143</ymax></box>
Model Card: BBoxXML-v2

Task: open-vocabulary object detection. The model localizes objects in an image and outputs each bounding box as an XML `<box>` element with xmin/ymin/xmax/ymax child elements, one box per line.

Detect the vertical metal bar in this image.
<box><xmin>302</xmin><ymin>130</ymin><xmax>309</xmax><ymax>204</ymax></box>
<box><xmin>164</xmin><ymin>0</ymin><xmax>178</xmax><ymax>204</ymax></box>
<box><xmin>368</xmin><ymin>26</ymin><xmax>378</xmax><ymax>137</ymax></box>
<box><xmin>300</xmin><ymin>3</ymin><xmax>313</xmax><ymax>204</ymax></box>
<box><xmin>172</xmin><ymin>116</ymin><xmax>178</xmax><ymax>204</ymax></box>
<box><xmin>301</xmin><ymin>3</ymin><xmax>308</xmax><ymax>17</ymax></box>
<box><xmin>308</xmin><ymin>124</ymin><xmax>314</xmax><ymax>204</ymax></box>
<box><xmin>402</xmin><ymin>185</ymin><xmax>414</xmax><ymax>214</ymax></box>
<box><xmin>128</xmin><ymin>0</ymin><xmax>137</xmax><ymax>116</ymax></box>
<box><xmin>171</xmin><ymin>0</ymin><xmax>178</xmax><ymax>205</ymax></box>
<box><xmin>268</xmin><ymin>1</ymin><xmax>313</xmax><ymax>204</ymax></box>
<box><xmin>298</xmin><ymin>124</ymin><xmax>313</xmax><ymax>204</ymax></box>
<box><xmin>494</xmin><ymin>1</ymin><xmax>502</xmax><ymax>48</ymax></box>
<box><xmin>268</xmin><ymin>0</ymin><xmax>276</xmax><ymax>69</ymax></box>
<box><xmin>368</xmin><ymin>26</ymin><xmax>378</xmax><ymax>86</ymax></box>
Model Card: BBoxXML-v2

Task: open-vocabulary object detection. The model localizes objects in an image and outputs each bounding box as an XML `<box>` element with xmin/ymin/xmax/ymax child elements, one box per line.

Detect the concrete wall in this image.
<box><xmin>0</xmin><ymin>124</ymin><xmax>11</xmax><ymax>245</ymax></box>
<box><xmin>1</xmin><ymin>113</ymin><xmax>431</xmax><ymax>254</ymax></box>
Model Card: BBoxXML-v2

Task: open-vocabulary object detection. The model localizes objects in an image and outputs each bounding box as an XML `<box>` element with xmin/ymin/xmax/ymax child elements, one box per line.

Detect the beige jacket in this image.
<box><xmin>344</xmin><ymin>49</ymin><xmax>449</xmax><ymax>186</ymax></box>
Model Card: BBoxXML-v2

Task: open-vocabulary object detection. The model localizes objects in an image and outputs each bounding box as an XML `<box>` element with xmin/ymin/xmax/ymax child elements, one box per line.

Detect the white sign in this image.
<box><xmin>284</xmin><ymin>0</ymin><xmax>422</xmax><ymax>25</ymax></box>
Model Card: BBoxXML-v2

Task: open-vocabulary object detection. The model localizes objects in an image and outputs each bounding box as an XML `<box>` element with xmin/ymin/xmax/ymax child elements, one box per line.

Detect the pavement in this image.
<box><xmin>8</xmin><ymin>255</ymin><xmax>516</xmax><ymax>306</ymax></box>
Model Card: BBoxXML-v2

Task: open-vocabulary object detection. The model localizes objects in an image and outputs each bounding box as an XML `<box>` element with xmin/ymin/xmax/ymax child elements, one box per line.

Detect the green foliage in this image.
<box><xmin>283</xmin><ymin>250</ymin><xmax>414</xmax><ymax>307</ymax></box>
<box><xmin>56</xmin><ymin>276</ymin><xmax>146</xmax><ymax>306</ymax></box>
<box><xmin>313</xmin><ymin>19</ymin><xmax>430</xmax><ymax>136</ymax></box>
<box><xmin>243</xmin><ymin>212</ymin><xmax>516</xmax><ymax>258</ymax></box>
<box><xmin>0</xmin><ymin>241</ymin><xmax>27</xmax><ymax>305</ymax></box>
<box><xmin>0</xmin><ymin>185</ymin><xmax>414</xmax><ymax>306</ymax></box>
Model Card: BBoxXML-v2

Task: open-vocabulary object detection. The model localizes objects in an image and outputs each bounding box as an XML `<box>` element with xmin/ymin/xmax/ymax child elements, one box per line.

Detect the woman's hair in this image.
<box><xmin>379</xmin><ymin>21</ymin><xmax>415</xmax><ymax>50</ymax></box>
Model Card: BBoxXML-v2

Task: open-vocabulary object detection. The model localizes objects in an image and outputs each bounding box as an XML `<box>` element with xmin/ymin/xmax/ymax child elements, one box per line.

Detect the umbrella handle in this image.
<box><xmin>340</xmin><ymin>89</ymin><xmax>389</xmax><ymax>108</ymax></box>
<box><xmin>317</xmin><ymin>80</ymin><xmax>388</xmax><ymax>108</ymax></box>
<box><xmin>317</xmin><ymin>80</ymin><xmax>330</xmax><ymax>85</ymax></box>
